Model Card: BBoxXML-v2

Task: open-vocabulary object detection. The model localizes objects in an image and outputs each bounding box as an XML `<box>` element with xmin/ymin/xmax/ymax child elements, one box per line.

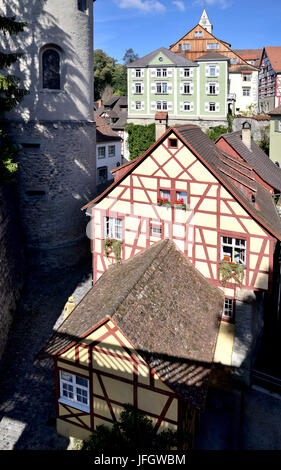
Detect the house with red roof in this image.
<box><xmin>82</xmin><ymin>124</ymin><xmax>281</xmax><ymax>384</ymax></box>
<box><xmin>259</xmin><ymin>47</ymin><xmax>281</xmax><ymax>113</ymax></box>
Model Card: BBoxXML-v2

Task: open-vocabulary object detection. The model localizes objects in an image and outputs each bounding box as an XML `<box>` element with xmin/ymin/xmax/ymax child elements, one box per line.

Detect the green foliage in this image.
<box><xmin>103</xmin><ymin>238</ymin><xmax>122</xmax><ymax>262</ymax></box>
<box><xmin>227</xmin><ymin>112</ymin><xmax>233</xmax><ymax>132</ymax></box>
<box><xmin>125</xmin><ymin>123</ymin><xmax>156</xmax><ymax>160</ymax></box>
<box><xmin>0</xmin><ymin>14</ymin><xmax>28</xmax><ymax>186</ymax></box>
<box><xmin>256</xmin><ymin>130</ymin><xmax>270</xmax><ymax>156</ymax></box>
<box><xmin>82</xmin><ymin>404</ymin><xmax>178</xmax><ymax>452</ymax></box>
<box><xmin>219</xmin><ymin>262</ymin><xmax>245</xmax><ymax>286</ymax></box>
<box><xmin>206</xmin><ymin>125</ymin><xmax>228</xmax><ymax>142</ymax></box>
<box><xmin>94</xmin><ymin>48</ymin><xmax>138</xmax><ymax>100</ymax></box>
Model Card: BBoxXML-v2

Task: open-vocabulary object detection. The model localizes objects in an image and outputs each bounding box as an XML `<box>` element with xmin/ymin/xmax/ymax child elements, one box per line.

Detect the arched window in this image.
<box><xmin>42</xmin><ymin>48</ymin><xmax>60</xmax><ymax>90</ymax></box>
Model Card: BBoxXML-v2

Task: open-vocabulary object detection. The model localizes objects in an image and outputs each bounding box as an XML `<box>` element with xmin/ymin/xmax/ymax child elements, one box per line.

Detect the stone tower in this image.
<box><xmin>0</xmin><ymin>0</ymin><xmax>96</xmax><ymax>269</ymax></box>
<box><xmin>199</xmin><ymin>8</ymin><xmax>213</xmax><ymax>34</ymax></box>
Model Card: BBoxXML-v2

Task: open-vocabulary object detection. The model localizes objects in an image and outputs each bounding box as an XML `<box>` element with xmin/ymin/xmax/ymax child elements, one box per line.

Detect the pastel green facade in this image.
<box><xmin>128</xmin><ymin>51</ymin><xmax>228</xmax><ymax>125</ymax></box>
<box><xmin>269</xmin><ymin>117</ymin><xmax>281</xmax><ymax>165</ymax></box>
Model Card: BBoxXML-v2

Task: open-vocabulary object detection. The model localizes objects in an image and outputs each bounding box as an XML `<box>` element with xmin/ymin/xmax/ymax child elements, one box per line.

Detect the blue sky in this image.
<box><xmin>94</xmin><ymin>0</ymin><xmax>281</xmax><ymax>63</ymax></box>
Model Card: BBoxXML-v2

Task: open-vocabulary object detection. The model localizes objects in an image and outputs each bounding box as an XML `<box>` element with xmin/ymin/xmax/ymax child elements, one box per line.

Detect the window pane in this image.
<box><xmin>176</xmin><ymin>192</ymin><xmax>187</xmax><ymax>204</ymax></box>
<box><xmin>61</xmin><ymin>372</ymin><xmax>73</xmax><ymax>382</ymax></box>
<box><xmin>160</xmin><ymin>190</ymin><xmax>170</xmax><ymax>200</ymax></box>
<box><xmin>43</xmin><ymin>49</ymin><xmax>60</xmax><ymax>89</ymax></box>
<box><xmin>76</xmin><ymin>376</ymin><xmax>88</xmax><ymax>387</ymax></box>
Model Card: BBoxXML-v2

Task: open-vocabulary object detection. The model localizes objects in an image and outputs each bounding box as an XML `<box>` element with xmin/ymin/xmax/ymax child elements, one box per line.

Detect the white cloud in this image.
<box><xmin>172</xmin><ymin>1</ymin><xmax>185</xmax><ymax>11</ymax></box>
<box><xmin>117</xmin><ymin>0</ymin><xmax>166</xmax><ymax>13</ymax></box>
<box><xmin>194</xmin><ymin>0</ymin><xmax>233</xmax><ymax>9</ymax></box>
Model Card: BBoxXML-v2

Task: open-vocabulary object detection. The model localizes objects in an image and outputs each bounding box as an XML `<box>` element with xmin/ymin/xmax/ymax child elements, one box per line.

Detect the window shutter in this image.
<box><xmin>205</xmin><ymin>66</ymin><xmax>209</xmax><ymax>77</ymax></box>
<box><xmin>205</xmin><ymin>102</ymin><xmax>209</xmax><ymax>112</ymax></box>
<box><xmin>132</xmin><ymin>69</ymin><xmax>136</xmax><ymax>78</ymax></box>
<box><xmin>167</xmin><ymin>83</ymin><xmax>173</xmax><ymax>94</ymax></box>
<box><xmin>215</xmin><ymin>102</ymin><xmax>220</xmax><ymax>112</ymax></box>
<box><xmin>216</xmin><ymin>65</ymin><xmax>220</xmax><ymax>77</ymax></box>
<box><xmin>167</xmin><ymin>68</ymin><xmax>173</xmax><ymax>77</ymax></box>
<box><xmin>190</xmin><ymin>68</ymin><xmax>194</xmax><ymax>78</ymax></box>
<box><xmin>215</xmin><ymin>83</ymin><xmax>219</xmax><ymax>94</ymax></box>
<box><xmin>180</xmin><ymin>68</ymin><xmax>184</xmax><ymax>78</ymax></box>
<box><xmin>180</xmin><ymin>102</ymin><xmax>184</xmax><ymax>111</ymax></box>
<box><xmin>167</xmin><ymin>102</ymin><xmax>173</xmax><ymax>111</ymax></box>
<box><xmin>141</xmin><ymin>69</ymin><xmax>144</xmax><ymax>78</ymax></box>
<box><xmin>151</xmin><ymin>83</ymin><xmax>156</xmax><ymax>93</ymax></box>
<box><xmin>190</xmin><ymin>83</ymin><xmax>194</xmax><ymax>94</ymax></box>
<box><xmin>132</xmin><ymin>101</ymin><xmax>136</xmax><ymax>110</ymax></box>
<box><xmin>190</xmin><ymin>102</ymin><xmax>194</xmax><ymax>112</ymax></box>
<box><xmin>205</xmin><ymin>83</ymin><xmax>209</xmax><ymax>94</ymax></box>
<box><xmin>132</xmin><ymin>83</ymin><xmax>135</xmax><ymax>94</ymax></box>
<box><xmin>141</xmin><ymin>101</ymin><xmax>145</xmax><ymax>110</ymax></box>
<box><xmin>180</xmin><ymin>83</ymin><xmax>184</xmax><ymax>94</ymax></box>
<box><xmin>151</xmin><ymin>101</ymin><xmax>156</xmax><ymax>110</ymax></box>
<box><xmin>151</xmin><ymin>68</ymin><xmax>156</xmax><ymax>77</ymax></box>
<box><xmin>141</xmin><ymin>83</ymin><xmax>144</xmax><ymax>94</ymax></box>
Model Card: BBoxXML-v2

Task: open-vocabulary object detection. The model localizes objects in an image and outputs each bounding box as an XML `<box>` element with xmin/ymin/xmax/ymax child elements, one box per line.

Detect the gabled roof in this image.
<box><xmin>195</xmin><ymin>52</ymin><xmax>230</xmax><ymax>62</ymax></box>
<box><xmin>94</xmin><ymin>112</ymin><xmax>121</xmax><ymax>142</ymax></box>
<box><xmin>38</xmin><ymin>239</ymin><xmax>223</xmax><ymax>410</ymax></box>
<box><xmin>216</xmin><ymin>131</ymin><xmax>281</xmax><ymax>192</ymax></box>
<box><xmin>82</xmin><ymin>125</ymin><xmax>281</xmax><ymax>241</ymax></box>
<box><xmin>127</xmin><ymin>47</ymin><xmax>197</xmax><ymax>68</ymax></box>
<box><xmin>268</xmin><ymin>105</ymin><xmax>281</xmax><ymax>115</ymax></box>
<box><xmin>169</xmin><ymin>23</ymin><xmax>231</xmax><ymax>49</ymax></box>
<box><xmin>261</xmin><ymin>47</ymin><xmax>281</xmax><ymax>73</ymax></box>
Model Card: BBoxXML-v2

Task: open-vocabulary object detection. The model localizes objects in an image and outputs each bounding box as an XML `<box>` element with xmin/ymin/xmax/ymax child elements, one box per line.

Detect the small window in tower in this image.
<box><xmin>42</xmin><ymin>49</ymin><xmax>60</xmax><ymax>90</ymax></box>
<box><xmin>78</xmin><ymin>0</ymin><xmax>87</xmax><ymax>12</ymax></box>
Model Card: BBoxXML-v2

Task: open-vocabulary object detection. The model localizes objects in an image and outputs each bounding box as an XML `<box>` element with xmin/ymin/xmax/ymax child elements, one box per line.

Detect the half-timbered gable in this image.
<box><xmin>39</xmin><ymin>240</ymin><xmax>223</xmax><ymax>444</ymax></box>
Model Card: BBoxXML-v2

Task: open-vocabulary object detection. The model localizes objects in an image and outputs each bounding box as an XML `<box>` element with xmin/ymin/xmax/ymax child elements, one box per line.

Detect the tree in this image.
<box><xmin>206</xmin><ymin>125</ymin><xmax>228</xmax><ymax>142</ymax></box>
<box><xmin>123</xmin><ymin>48</ymin><xmax>139</xmax><ymax>65</ymax></box>
<box><xmin>0</xmin><ymin>14</ymin><xmax>28</xmax><ymax>185</ymax></box>
<box><xmin>112</xmin><ymin>63</ymin><xmax>127</xmax><ymax>96</ymax></box>
<box><xmin>126</xmin><ymin>123</ymin><xmax>156</xmax><ymax>160</ymax></box>
<box><xmin>81</xmin><ymin>404</ymin><xmax>178</xmax><ymax>452</ymax></box>
<box><xmin>94</xmin><ymin>49</ymin><xmax>117</xmax><ymax>101</ymax></box>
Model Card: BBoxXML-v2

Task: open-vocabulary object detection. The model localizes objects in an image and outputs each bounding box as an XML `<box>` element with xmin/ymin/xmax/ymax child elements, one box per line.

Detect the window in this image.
<box><xmin>184</xmin><ymin>68</ymin><xmax>190</xmax><ymax>77</ymax></box>
<box><xmin>209</xmin><ymin>65</ymin><xmax>217</xmax><ymax>77</ymax></box>
<box><xmin>156</xmin><ymin>82</ymin><xmax>168</xmax><ymax>94</ymax></box>
<box><xmin>97</xmin><ymin>166</ymin><xmax>107</xmax><ymax>183</ymax></box>
<box><xmin>59</xmin><ymin>371</ymin><xmax>89</xmax><ymax>411</ymax></box>
<box><xmin>168</xmin><ymin>138</ymin><xmax>178</xmax><ymax>148</ymax></box>
<box><xmin>98</xmin><ymin>146</ymin><xmax>106</xmax><ymax>159</ymax></box>
<box><xmin>221</xmin><ymin>236</ymin><xmax>246</xmax><ymax>264</ymax></box>
<box><xmin>135</xmin><ymin>82</ymin><xmax>142</xmax><ymax>94</ymax></box>
<box><xmin>176</xmin><ymin>191</ymin><xmax>187</xmax><ymax>204</ymax></box>
<box><xmin>195</xmin><ymin>31</ymin><xmax>203</xmax><ymax>37</ymax></box>
<box><xmin>275</xmin><ymin>120</ymin><xmax>281</xmax><ymax>133</ymax></box>
<box><xmin>108</xmin><ymin>145</ymin><xmax>115</xmax><ymax>157</ymax></box>
<box><xmin>232</xmin><ymin>58</ymin><xmax>237</xmax><ymax>65</ymax></box>
<box><xmin>157</xmin><ymin>68</ymin><xmax>167</xmax><ymax>78</ymax></box>
<box><xmin>183</xmin><ymin>82</ymin><xmax>191</xmax><ymax>94</ymax></box>
<box><xmin>151</xmin><ymin>224</ymin><xmax>162</xmax><ymax>236</ymax></box>
<box><xmin>42</xmin><ymin>48</ymin><xmax>60</xmax><ymax>89</ymax></box>
<box><xmin>243</xmin><ymin>88</ymin><xmax>251</xmax><ymax>96</ymax></box>
<box><xmin>183</xmin><ymin>102</ymin><xmax>191</xmax><ymax>111</ymax></box>
<box><xmin>209</xmin><ymin>102</ymin><xmax>216</xmax><ymax>112</ymax></box>
<box><xmin>178</xmin><ymin>44</ymin><xmax>182</xmax><ymax>51</ymax></box>
<box><xmin>243</xmin><ymin>74</ymin><xmax>251</xmax><ymax>81</ymax></box>
<box><xmin>182</xmin><ymin>43</ymin><xmax>190</xmax><ymax>50</ymax></box>
<box><xmin>104</xmin><ymin>217</ymin><xmax>122</xmax><ymax>240</ymax></box>
<box><xmin>160</xmin><ymin>189</ymin><xmax>171</xmax><ymax>201</ymax></box>
<box><xmin>156</xmin><ymin>101</ymin><xmax>167</xmax><ymax>111</ymax></box>
<box><xmin>207</xmin><ymin>43</ymin><xmax>219</xmax><ymax>50</ymax></box>
<box><xmin>208</xmin><ymin>82</ymin><xmax>216</xmax><ymax>95</ymax></box>
<box><xmin>135</xmin><ymin>69</ymin><xmax>141</xmax><ymax>78</ymax></box>
<box><xmin>78</xmin><ymin>0</ymin><xmax>87</xmax><ymax>12</ymax></box>
<box><xmin>135</xmin><ymin>100</ymin><xmax>142</xmax><ymax>110</ymax></box>
<box><xmin>222</xmin><ymin>298</ymin><xmax>234</xmax><ymax>321</ymax></box>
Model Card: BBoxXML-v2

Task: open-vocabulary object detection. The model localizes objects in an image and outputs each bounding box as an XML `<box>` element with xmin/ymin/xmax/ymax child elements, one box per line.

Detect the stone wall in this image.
<box><xmin>232</xmin><ymin>116</ymin><xmax>270</xmax><ymax>142</ymax></box>
<box><xmin>0</xmin><ymin>184</ymin><xmax>25</xmax><ymax>360</ymax></box>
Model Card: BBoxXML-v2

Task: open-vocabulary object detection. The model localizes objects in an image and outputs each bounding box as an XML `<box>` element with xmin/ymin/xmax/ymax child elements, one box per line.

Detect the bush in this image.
<box><xmin>206</xmin><ymin>125</ymin><xmax>228</xmax><ymax>142</ymax></box>
<box><xmin>82</xmin><ymin>404</ymin><xmax>178</xmax><ymax>452</ymax></box>
<box><xmin>125</xmin><ymin>123</ymin><xmax>155</xmax><ymax>160</ymax></box>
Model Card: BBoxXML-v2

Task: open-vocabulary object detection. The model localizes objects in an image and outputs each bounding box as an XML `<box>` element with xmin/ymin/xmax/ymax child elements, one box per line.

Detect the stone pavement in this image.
<box><xmin>0</xmin><ymin>260</ymin><xmax>92</xmax><ymax>450</ymax></box>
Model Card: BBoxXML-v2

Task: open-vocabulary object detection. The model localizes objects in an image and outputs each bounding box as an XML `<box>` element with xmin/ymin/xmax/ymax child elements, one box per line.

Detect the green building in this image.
<box><xmin>268</xmin><ymin>105</ymin><xmax>281</xmax><ymax>166</ymax></box>
<box><xmin>127</xmin><ymin>47</ymin><xmax>229</xmax><ymax>131</ymax></box>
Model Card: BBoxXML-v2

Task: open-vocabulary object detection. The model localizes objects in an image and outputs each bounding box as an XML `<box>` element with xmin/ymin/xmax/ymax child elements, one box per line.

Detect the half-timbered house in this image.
<box><xmin>82</xmin><ymin>124</ymin><xmax>281</xmax><ymax>382</ymax></box>
<box><xmin>259</xmin><ymin>47</ymin><xmax>281</xmax><ymax>113</ymax></box>
<box><xmin>38</xmin><ymin>239</ymin><xmax>223</xmax><ymax>445</ymax></box>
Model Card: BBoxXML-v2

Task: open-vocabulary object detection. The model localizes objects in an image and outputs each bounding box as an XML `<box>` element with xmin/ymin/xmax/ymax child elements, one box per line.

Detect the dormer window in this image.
<box><xmin>77</xmin><ymin>0</ymin><xmax>87</xmax><ymax>12</ymax></box>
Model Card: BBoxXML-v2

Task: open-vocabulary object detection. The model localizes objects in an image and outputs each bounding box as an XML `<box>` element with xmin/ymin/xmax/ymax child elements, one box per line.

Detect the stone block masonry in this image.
<box><xmin>0</xmin><ymin>184</ymin><xmax>25</xmax><ymax>360</ymax></box>
<box><xmin>8</xmin><ymin>120</ymin><xmax>96</xmax><ymax>270</ymax></box>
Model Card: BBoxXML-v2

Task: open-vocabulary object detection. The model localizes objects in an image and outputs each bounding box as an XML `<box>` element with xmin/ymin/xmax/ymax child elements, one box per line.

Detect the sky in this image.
<box><xmin>94</xmin><ymin>0</ymin><xmax>281</xmax><ymax>63</ymax></box>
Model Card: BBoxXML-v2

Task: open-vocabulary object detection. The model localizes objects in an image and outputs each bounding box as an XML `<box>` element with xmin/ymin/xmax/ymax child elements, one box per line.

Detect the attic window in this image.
<box><xmin>159</xmin><ymin>57</ymin><xmax>163</xmax><ymax>62</ymax></box>
<box><xmin>168</xmin><ymin>138</ymin><xmax>178</xmax><ymax>148</ymax></box>
<box><xmin>251</xmin><ymin>194</ymin><xmax>256</xmax><ymax>204</ymax></box>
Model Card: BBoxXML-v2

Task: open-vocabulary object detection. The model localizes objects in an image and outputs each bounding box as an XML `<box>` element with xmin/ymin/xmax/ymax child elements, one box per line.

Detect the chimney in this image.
<box><xmin>155</xmin><ymin>112</ymin><xmax>168</xmax><ymax>140</ymax></box>
<box><xmin>241</xmin><ymin>121</ymin><xmax>252</xmax><ymax>151</ymax></box>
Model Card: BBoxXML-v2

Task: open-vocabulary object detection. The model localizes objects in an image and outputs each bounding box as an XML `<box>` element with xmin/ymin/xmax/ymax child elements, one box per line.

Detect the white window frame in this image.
<box><xmin>156</xmin><ymin>100</ymin><xmax>168</xmax><ymax>111</ymax></box>
<box><xmin>221</xmin><ymin>236</ymin><xmax>246</xmax><ymax>265</ymax></box>
<box><xmin>160</xmin><ymin>189</ymin><xmax>171</xmax><ymax>201</ymax></box>
<box><xmin>135</xmin><ymin>69</ymin><xmax>141</xmax><ymax>78</ymax></box>
<box><xmin>209</xmin><ymin>65</ymin><xmax>217</xmax><ymax>77</ymax></box>
<box><xmin>183</xmin><ymin>82</ymin><xmax>191</xmax><ymax>94</ymax></box>
<box><xmin>59</xmin><ymin>371</ymin><xmax>89</xmax><ymax>412</ymax></box>
<box><xmin>242</xmin><ymin>88</ymin><xmax>251</xmax><ymax>96</ymax></box>
<box><xmin>222</xmin><ymin>298</ymin><xmax>234</xmax><ymax>321</ymax></box>
<box><xmin>207</xmin><ymin>43</ymin><xmax>219</xmax><ymax>50</ymax></box>
<box><xmin>243</xmin><ymin>74</ymin><xmax>251</xmax><ymax>82</ymax></box>
<box><xmin>135</xmin><ymin>82</ymin><xmax>142</xmax><ymax>94</ymax></box>
<box><xmin>135</xmin><ymin>100</ymin><xmax>142</xmax><ymax>110</ymax></box>
<box><xmin>98</xmin><ymin>146</ymin><xmax>106</xmax><ymax>159</ymax></box>
<box><xmin>182</xmin><ymin>43</ymin><xmax>190</xmax><ymax>50</ymax></box>
<box><xmin>208</xmin><ymin>82</ymin><xmax>217</xmax><ymax>95</ymax></box>
<box><xmin>156</xmin><ymin>82</ymin><xmax>168</xmax><ymax>94</ymax></box>
<box><xmin>104</xmin><ymin>217</ymin><xmax>122</xmax><ymax>240</ymax></box>
<box><xmin>209</xmin><ymin>102</ymin><xmax>216</xmax><ymax>112</ymax></box>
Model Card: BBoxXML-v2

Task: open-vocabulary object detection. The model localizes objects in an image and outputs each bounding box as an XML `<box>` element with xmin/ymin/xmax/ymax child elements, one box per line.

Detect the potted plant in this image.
<box><xmin>103</xmin><ymin>238</ymin><xmax>123</xmax><ymax>262</ymax></box>
<box><xmin>157</xmin><ymin>197</ymin><xmax>170</xmax><ymax>207</ymax></box>
<box><xmin>219</xmin><ymin>260</ymin><xmax>245</xmax><ymax>287</ymax></box>
<box><xmin>174</xmin><ymin>198</ymin><xmax>187</xmax><ymax>211</ymax></box>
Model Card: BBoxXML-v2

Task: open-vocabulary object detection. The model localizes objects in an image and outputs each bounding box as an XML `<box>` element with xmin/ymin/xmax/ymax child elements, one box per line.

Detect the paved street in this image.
<box><xmin>0</xmin><ymin>260</ymin><xmax>92</xmax><ymax>450</ymax></box>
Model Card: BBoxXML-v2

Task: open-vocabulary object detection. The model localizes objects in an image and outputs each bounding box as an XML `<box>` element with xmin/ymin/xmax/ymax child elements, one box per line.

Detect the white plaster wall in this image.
<box><xmin>0</xmin><ymin>0</ymin><xmax>94</xmax><ymax>122</ymax></box>
<box><xmin>229</xmin><ymin>71</ymin><xmax>259</xmax><ymax>114</ymax></box>
<box><xmin>96</xmin><ymin>141</ymin><xmax>122</xmax><ymax>180</ymax></box>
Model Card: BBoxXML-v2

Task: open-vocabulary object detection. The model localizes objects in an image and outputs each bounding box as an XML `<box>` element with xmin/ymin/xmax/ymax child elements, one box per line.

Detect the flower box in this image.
<box><xmin>157</xmin><ymin>197</ymin><xmax>171</xmax><ymax>207</ymax></box>
<box><xmin>103</xmin><ymin>238</ymin><xmax>123</xmax><ymax>262</ymax></box>
<box><xmin>219</xmin><ymin>261</ymin><xmax>245</xmax><ymax>286</ymax></box>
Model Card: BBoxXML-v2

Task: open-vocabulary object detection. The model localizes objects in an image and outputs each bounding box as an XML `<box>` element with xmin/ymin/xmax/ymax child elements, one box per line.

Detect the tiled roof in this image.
<box><xmin>38</xmin><ymin>239</ymin><xmax>223</xmax><ymax>410</ymax></box>
<box><xmin>97</xmin><ymin>96</ymin><xmax>128</xmax><ymax>131</ymax></box>
<box><xmin>218</xmin><ymin>131</ymin><xmax>281</xmax><ymax>192</ymax></box>
<box><xmin>195</xmin><ymin>52</ymin><xmax>229</xmax><ymax>62</ymax></box>
<box><xmin>94</xmin><ymin>112</ymin><xmax>121</xmax><ymax>142</ymax></box>
<box><xmin>268</xmin><ymin>105</ymin><xmax>281</xmax><ymax>115</ymax></box>
<box><xmin>263</xmin><ymin>47</ymin><xmax>281</xmax><ymax>73</ymax></box>
<box><xmin>127</xmin><ymin>47</ymin><xmax>198</xmax><ymax>68</ymax></box>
